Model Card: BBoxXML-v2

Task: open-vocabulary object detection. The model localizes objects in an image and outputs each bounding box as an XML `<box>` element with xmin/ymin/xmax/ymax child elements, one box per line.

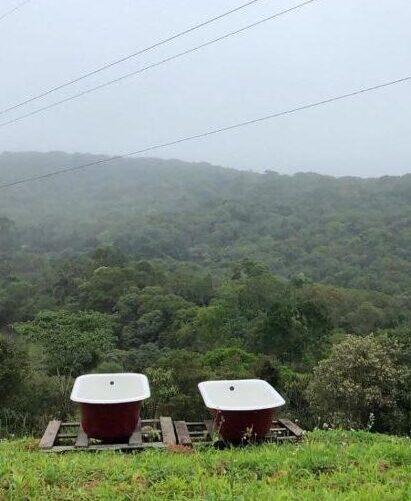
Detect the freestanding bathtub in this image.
<box><xmin>198</xmin><ymin>379</ymin><xmax>285</xmax><ymax>443</ymax></box>
<box><xmin>70</xmin><ymin>373</ymin><xmax>150</xmax><ymax>441</ymax></box>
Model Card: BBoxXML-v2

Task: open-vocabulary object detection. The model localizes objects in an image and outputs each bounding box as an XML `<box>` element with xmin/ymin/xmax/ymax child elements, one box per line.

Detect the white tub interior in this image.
<box><xmin>70</xmin><ymin>373</ymin><xmax>151</xmax><ymax>404</ymax></box>
<box><xmin>198</xmin><ymin>379</ymin><xmax>285</xmax><ymax>411</ymax></box>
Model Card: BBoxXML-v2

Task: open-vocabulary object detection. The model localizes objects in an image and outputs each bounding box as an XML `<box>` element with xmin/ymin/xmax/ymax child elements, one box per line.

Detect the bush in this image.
<box><xmin>307</xmin><ymin>334</ymin><xmax>409</xmax><ymax>432</ymax></box>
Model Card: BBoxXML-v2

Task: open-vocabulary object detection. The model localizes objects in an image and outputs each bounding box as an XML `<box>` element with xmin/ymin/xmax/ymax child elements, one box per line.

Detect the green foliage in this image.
<box><xmin>308</xmin><ymin>335</ymin><xmax>409</xmax><ymax>431</ymax></box>
<box><xmin>153</xmin><ymin>350</ymin><xmax>210</xmax><ymax>420</ymax></box>
<box><xmin>14</xmin><ymin>310</ymin><xmax>116</xmax><ymax>377</ymax></box>
<box><xmin>0</xmin><ymin>154</ymin><xmax>410</xmax><ymax>436</ymax></box>
<box><xmin>122</xmin><ymin>344</ymin><xmax>166</xmax><ymax>373</ymax></box>
<box><xmin>251</xmin><ymin>295</ymin><xmax>330</xmax><ymax>366</ymax></box>
<box><xmin>279</xmin><ymin>367</ymin><xmax>312</xmax><ymax>428</ymax></box>
<box><xmin>0</xmin><ymin>335</ymin><xmax>27</xmax><ymax>404</ymax></box>
<box><xmin>143</xmin><ymin>367</ymin><xmax>179</xmax><ymax>418</ymax></box>
<box><xmin>78</xmin><ymin>266</ymin><xmax>137</xmax><ymax>312</ymax></box>
<box><xmin>2</xmin><ymin>153</ymin><xmax>411</xmax><ymax>293</ymax></box>
<box><xmin>203</xmin><ymin>347</ymin><xmax>258</xmax><ymax>379</ymax></box>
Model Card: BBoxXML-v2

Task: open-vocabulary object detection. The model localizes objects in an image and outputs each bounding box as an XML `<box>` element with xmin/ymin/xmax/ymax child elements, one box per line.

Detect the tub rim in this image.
<box><xmin>198</xmin><ymin>378</ymin><xmax>286</xmax><ymax>411</ymax></box>
<box><xmin>70</xmin><ymin>372</ymin><xmax>151</xmax><ymax>404</ymax></box>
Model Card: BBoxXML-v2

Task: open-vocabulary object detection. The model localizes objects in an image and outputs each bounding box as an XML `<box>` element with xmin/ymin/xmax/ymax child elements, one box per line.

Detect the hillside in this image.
<box><xmin>1</xmin><ymin>152</ymin><xmax>411</xmax><ymax>294</ymax></box>
<box><xmin>0</xmin><ymin>431</ymin><xmax>410</xmax><ymax>500</ymax></box>
<box><xmin>1</xmin><ymin>151</ymin><xmax>410</xmax><ymax>440</ymax></box>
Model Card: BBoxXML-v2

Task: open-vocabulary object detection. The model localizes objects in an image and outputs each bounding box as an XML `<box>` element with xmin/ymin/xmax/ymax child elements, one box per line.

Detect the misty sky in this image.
<box><xmin>1</xmin><ymin>0</ymin><xmax>410</xmax><ymax>177</ymax></box>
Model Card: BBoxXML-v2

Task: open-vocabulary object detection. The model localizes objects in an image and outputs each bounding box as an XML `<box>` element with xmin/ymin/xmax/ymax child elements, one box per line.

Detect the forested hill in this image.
<box><xmin>1</xmin><ymin>151</ymin><xmax>411</xmax><ymax>294</ymax></box>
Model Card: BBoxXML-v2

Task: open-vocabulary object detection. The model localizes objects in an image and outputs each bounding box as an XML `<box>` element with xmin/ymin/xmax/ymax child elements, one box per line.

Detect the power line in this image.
<box><xmin>0</xmin><ymin>0</ymin><xmax>262</xmax><ymax>116</ymax></box>
<box><xmin>0</xmin><ymin>0</ymin><xmax>318</xmax><ymax>129</ymax></box>
<box><xmin>0</xmin><ymin>0</ymin><xmax>30</xmax><ymax>23</ymax></box>
<box><xmin>1</xmin><ymin>74</ymin><xmax>410</xmax><ymax>190</ymax></box>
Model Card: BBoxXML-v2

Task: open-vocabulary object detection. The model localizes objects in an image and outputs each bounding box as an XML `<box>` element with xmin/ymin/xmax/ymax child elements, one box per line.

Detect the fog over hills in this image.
<box><xmin>1</xmin><ymin>151</ymin><xmax>410</xmax><ymax>294</ymax></box>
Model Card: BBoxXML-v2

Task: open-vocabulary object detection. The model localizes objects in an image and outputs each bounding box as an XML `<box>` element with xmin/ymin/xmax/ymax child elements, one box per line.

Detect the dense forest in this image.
<box><xmin>0</xmin><ymin>152</ymin><xmax>410</xmax><ymax>436</ymax></box>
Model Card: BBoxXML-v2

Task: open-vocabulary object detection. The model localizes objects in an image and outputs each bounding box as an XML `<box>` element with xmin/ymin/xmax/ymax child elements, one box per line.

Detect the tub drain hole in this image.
<box><xmin>110</xmin><ymin>381</ymin><xmax>114</xmax><ymax>386</ymax></box>
<box><xmin>229</xmin><ymin>386</ymin><xmax>235</xmax><ymax>391</ymax></box>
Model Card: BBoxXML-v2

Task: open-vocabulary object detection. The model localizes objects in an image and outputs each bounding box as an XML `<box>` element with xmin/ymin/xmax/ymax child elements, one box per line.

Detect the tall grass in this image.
<box><xmin>0</xmin><ymin>431</ymin><xmax>410</xmax><ymax>500</ymax></box>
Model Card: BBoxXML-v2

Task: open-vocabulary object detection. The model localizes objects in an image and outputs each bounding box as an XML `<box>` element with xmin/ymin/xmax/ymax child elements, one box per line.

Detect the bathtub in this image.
<box><xmin>198</xmin><ymin>379</ymin><xmax>285</xmax><ymax>442</ymax></box>
<box><xmin>71</xmin><ymin>373</ymin><xmax>150</xmax><ymax>441</ymax></box>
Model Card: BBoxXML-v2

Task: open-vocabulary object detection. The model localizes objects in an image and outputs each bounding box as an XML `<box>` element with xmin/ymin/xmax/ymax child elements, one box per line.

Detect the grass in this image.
<box><xmin>0</xmin><ymin>431</ymin><xmax>410</xmax><ymax>500</ymax></box>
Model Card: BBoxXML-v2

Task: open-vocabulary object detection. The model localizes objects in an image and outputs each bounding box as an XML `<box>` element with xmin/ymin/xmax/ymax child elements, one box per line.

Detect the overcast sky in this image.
<box><xmin>1</xmin><ymin>0</ymin><xmax>410</xmax><ymax>177</ymax></box>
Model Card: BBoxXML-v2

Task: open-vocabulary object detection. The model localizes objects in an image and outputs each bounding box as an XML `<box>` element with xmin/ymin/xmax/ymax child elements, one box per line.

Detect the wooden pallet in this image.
<box><xmin>39</xmin><ymin>417</ymin><xmax>303</xmax><ymax>452</ymax></box>
<box><xmin>174</xmin><ymin>418</ymin><xmax>304</xmax><ymax>447</ymax></box>
<box><xmin>39</xmin><ymin>417</ymin><xmax>176</xmax><ymax>453</ymax></box>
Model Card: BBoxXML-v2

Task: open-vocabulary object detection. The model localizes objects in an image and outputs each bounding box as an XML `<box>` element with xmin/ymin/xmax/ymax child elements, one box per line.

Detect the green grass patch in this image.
<box><xmin>0</xmin><ymin>431</ymin><xmax>410</xmax><ymax>500</ymax></box>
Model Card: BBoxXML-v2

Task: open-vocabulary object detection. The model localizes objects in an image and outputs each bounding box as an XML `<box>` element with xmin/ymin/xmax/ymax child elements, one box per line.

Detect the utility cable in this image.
<box><xmin>0</xmin><ymin>0</ymin><xmax>318</xmax><ymax>129</ymax></box>
<box><xmin>0</xmin><ymin>0</ymin><xmax>263</xmax><ymax>115</ymax></box>
<box><xmin>0</xmin><ymin>0</ymin><xmax>30</xmax><ymax>23</ymax></box>
<box><xmin>1</xmin><ymin>74</ymin><xmax>409</xmax><ymax>190</ymax></box>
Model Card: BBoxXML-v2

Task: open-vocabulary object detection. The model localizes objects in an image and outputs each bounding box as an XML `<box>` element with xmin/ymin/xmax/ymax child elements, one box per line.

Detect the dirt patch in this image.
<box><xmin>377</xmin><ymin>461</ymin><xmax>390</xmax><ymax>473</ymax></box>
<box><xmin>82</xmin><ymin>480</ymin><xmax>100</xmax><ymax>491</ymax></box>
<box><xmin>167</xmin><ymin>444</ymin><xmax>194</xmax><ymax>454</ymax></box>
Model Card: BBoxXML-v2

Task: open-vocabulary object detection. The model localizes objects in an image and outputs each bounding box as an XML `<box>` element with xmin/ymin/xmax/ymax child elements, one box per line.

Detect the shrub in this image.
<box><xmin>307</xmin><ymin>334</ymin><xmax>409</xmax><ymax>432</ymax></box>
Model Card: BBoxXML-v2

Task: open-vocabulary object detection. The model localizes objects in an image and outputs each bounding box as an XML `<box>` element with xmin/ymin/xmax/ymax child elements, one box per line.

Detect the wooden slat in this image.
<box><xmin>128</xmin><ymin>419</ymin><xmax>142</xmax><ymax>446</ymax></box>
<box><xmin>189</xmin><ymin>430</ymin><xmax>208</xmax><ymax>436</ymax></box>
<box><xmin>278</xmin><ymin>418</ymin><xmax>304</xmax><ymax>438</ymax></box>
<box><xmin>60</xmin><ymin>422</ymin><xmax>79</xmax><ymax>427</ymax></box>
<box><xmin>204</xmin><ymin>420</ymin><xmax>214</xmax><ymax>439</ymax></box>
<box><xmin>42</xmin><ymin>441</ymin><xmax>166</xmax><ymax>453</ymax></box>
<box><xmin>39</xmin><ymin>420</ymin><xmax>61</xmax><ymax>450</ymax></box>
<box><xmin>75</xmin><ymin>424</ymin><xmax>89</xmax><ymax>448</ymax></box>
<box><xmin>174</xmin><ymin>421</ymin><xmax>192</xmax><ymax>446</ymax></box>
<box><xmin>159</xmin><ymin>416</ymin><xmax>176</xmax><ymax>446</ymax></box>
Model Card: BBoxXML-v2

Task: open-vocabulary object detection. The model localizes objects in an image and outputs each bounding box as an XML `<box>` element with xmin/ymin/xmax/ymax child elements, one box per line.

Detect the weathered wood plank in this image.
<box><xmin>174</xmin><ymin>421</ymin><xmax>192</xmax><ymax>446</ymax></box>
<box><xmin>74</xmin><ymin>424</ymin><xmax>89</xmax><ymax>448</ymax></box>
<box><xmin>60</xmin><ymin>422</ymin><xmax>79</xmax><ymax>427</ymax></box>
<box><xmin>159</xmin><ymin>416</ymin><xmax>176</xmax><ymax>446</ymax></box>
<box><xmin>204</xmin><ymin>420</ymin><xmax>214</xmax><ymax>439</ymax></box>
<box><xmin>39</xmin><ymin>420</ymin><xmax>61</xmax><ymax>449</ymax></box>
<box><xmin>58</xmin><ymin>433</ymin><xmax>78</xmax><ymax>439</ymax></box>
<box><xmin>278</xmin><ymin>418</ymin><xmax>304</xmax><ymax>438</ymax></box>
<box><xmin>42</xmin><ymin>442</ymin><xmax>166</xmax><ymax>453</ymax></box>
<box><xmin>128</xmin><ymin>419</ymin><xmax>142</xmax><ymax>446</ymax></box>
<box><xmin>274</xmin><ymin>435</ymin><xmax>298</xmax><ymax>441</ymax></box>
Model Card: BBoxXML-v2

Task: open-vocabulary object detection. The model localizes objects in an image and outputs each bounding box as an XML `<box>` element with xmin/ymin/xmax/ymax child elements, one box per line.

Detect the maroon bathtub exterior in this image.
<box><xmin>212</xmin><ymin>408</ymin><xmax>275</xmax><ymax>442</ymax></box>
<box><xmin>80</xmin><ymin>401</ymin><xmax>141</xmax><ymax>441</ymax></box>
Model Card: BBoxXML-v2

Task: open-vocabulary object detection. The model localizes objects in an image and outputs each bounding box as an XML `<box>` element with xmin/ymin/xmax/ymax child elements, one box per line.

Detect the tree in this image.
<box><xmin>251</xmin><ymin>295</ymin><xmax>330</xmax><ymax>366</ymax></box>
<box><xmin>203</xmin><ymin>347</ymin><xmax>258</xmax><ymax>379</ymax></box>
<box><xmin>307</xmin><ymin>334</ymin><xmax>409</xmax><ymax>431</ymax></box>
<box><xmin>14</xmin><ymin>310</ymin><xmax>116</xmax><ymax>377</ymax></box>
<box><xmin>78</xmin><ymin>266</ymin><xmax>137</xmax><ymax>312</ymax></box>
<box><xmin>0</xmin><ymin>335</ymin><xmax>27</xmax><ymax>404</ymax></box>
<box><xmin>123</xmin><ymin>343</ymin><xmax>166</xmax><ymax>372</ymax></box>
<box><xmin>143</xmin><ymin>367</ymin><xmax>178</xmax><ymax>418</ymax></box>
<box><xmin>154</xmin><ymin>350</ymin><xmax>210</xmax><ymax>419</ymax></box>
<box><xmin>122</xmin><ymin>310</ymin><xmax>164</xmax><ymax>348</ymax></box>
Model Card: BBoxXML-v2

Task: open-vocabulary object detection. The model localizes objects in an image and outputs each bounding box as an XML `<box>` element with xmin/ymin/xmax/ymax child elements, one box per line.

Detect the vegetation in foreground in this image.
<box><xmin>0</xmin><ymin>431</ymin><xmax>410</xmax><ymax>500</ymax></box>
